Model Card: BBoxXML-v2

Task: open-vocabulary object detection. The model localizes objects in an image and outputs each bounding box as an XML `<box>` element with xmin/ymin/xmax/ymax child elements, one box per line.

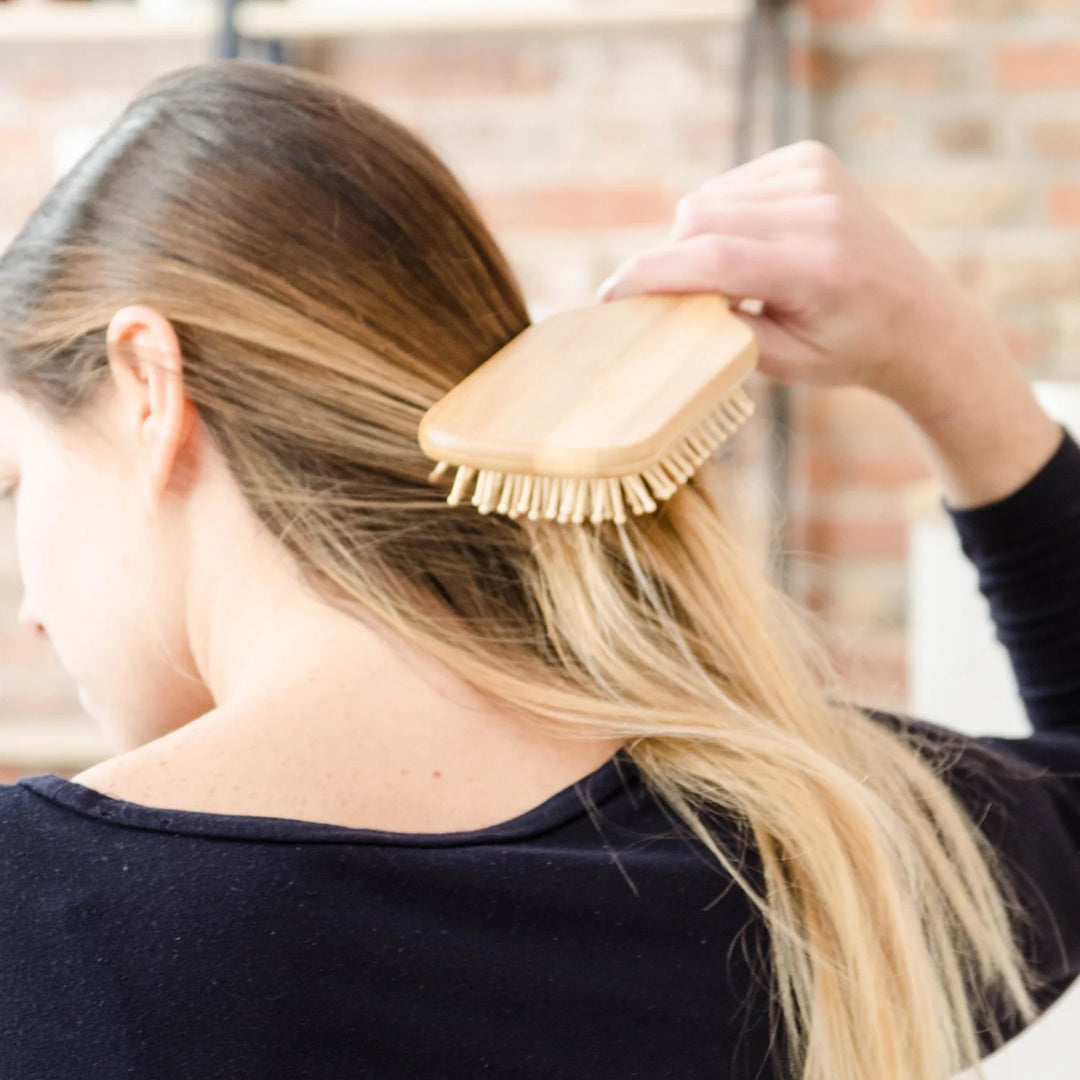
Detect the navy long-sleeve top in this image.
<box><xmin>3</xmin><ymin>431</ymin><xmax>1080</xmax><ymax>1079</ymax></box>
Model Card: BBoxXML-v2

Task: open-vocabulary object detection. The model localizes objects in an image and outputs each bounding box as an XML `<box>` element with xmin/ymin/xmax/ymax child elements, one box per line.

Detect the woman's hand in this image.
<box><xmin>598</xmin><ymin>141</ymin><xmax>989</xmax><ymax>415</ymax></box>
<box><xmin>597</xmin><ymin>141</ymin><xmax>1063</xmax><ymax>508</ymax></box>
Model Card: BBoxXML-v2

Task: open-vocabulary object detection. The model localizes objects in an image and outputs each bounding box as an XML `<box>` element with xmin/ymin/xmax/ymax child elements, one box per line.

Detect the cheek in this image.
<box><xmin>16</xmin><ymin>461</ymin><xmax>209</xmax><ymax>745</ymax></box>
<box><xmin>15</xmin><ymin>462</ymin><xmax>142</xmax><ymax>678</ymax></box>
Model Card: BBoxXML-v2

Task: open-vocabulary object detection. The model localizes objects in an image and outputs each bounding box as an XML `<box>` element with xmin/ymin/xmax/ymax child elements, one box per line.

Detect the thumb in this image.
<box><xmin>728</xmin><ymin>309</ymin><xmax>817</xmax><ymax>386</ymax></box>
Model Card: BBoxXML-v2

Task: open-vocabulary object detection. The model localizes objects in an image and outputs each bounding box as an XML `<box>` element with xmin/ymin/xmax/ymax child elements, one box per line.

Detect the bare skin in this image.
<box><xmin>598</xmin><ymin>140</ymin><xmax>1063</xmax><ymax>510</ymax></box>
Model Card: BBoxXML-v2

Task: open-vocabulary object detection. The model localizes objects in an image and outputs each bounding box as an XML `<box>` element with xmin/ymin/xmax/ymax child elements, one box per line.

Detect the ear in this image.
<box><xmin>105</xmin><ymin>305</ymin><xmax>197</xmax><ymax>501</ymax></box>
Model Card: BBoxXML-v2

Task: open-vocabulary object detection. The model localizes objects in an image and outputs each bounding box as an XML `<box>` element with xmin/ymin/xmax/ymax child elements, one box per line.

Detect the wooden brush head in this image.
<box><xmin>418</xmin><ymin>292</ymin><xmax>758</xmax><ymax>524</ymax></box>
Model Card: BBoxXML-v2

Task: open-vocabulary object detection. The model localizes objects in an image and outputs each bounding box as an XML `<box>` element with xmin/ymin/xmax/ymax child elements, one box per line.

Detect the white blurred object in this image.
<box><xmin>137</xmin><ymin>0</ymin><xmax>198</xmax><ymax>10</ymax></box>
<box><xmin>1032</xmin><ymin>379</ymin><xmax>1080</xmax><ymax>437</ymax></box>
<box><xmin>907</xmin><ymin>512</ymin><xmax>1027</xmax><ymax>737</ymax></box>
<box><xmin>952</xmin><ymin>982</ymin><xmax>1080</xmax><ymax>1080</ymax></box>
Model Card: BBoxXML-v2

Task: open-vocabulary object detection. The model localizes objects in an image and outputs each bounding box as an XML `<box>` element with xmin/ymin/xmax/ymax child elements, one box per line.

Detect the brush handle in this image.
<box><xmin>418</xmin><ymin>292</ymin><xmax>757</xmax><ymax>477</ymax></box>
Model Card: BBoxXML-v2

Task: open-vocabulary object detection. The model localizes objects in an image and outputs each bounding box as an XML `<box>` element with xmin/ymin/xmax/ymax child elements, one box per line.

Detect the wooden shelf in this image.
<box><xmin>0</xmin><ymin>1</ymin><xmax>219</xmax><ymax>43</ymax></box>
<box><xmin>235</xmin><ymin>1</ymin><xmax>748</xmax><ymax>40</ymax></box>
<box><xmin>0</xmin><ymin>1</ymin><xmax>745</xmax><ymax>44</ymax></box>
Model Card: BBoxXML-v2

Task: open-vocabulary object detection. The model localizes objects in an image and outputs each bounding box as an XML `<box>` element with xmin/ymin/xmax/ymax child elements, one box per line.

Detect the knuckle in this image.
<box><xmin>696</xmin><ymin>174</ymin><xmax>730</xmax><ymax>197</ymax></box>
<box><xmin>673</xmin><ymin>191</ymin><xmax>698</xmax><ymax>218</ymax></box>
<box><xmin>693</xmin><ymin>233</ymin><xmax>730</xmax><ymax>282</ymax></box>
<box><xmin>811</xmin><ymin>192</ymin><xmax>849</xmax><ymax>232</ymax></box>
<box><xmin>790</xmin><ymin>141</ymin><xmax>839</xmax><ymax>190</ymax></box>
<box><xmin>793</xmin><ymin>139</ymin><xmax>835</xmax><ymax>167</ymax></box>
<box><xmin>702</xmin><ymin>232</ymin><xmax>728</xmax><ymax>265</ymax></box>
<box><xmin>672</xmin><ymin>191</ymin><xmax>712</xmax><ymax>237</ymax></box>
<box><xmin>803</xmin><ymin>168</ymin><xmax>834</xmax><ymax>196</ymax></box>
<box><xmin>817</xmin><ymin>243</ymin><xmax>857</xmax><ymax>295</ymax></box>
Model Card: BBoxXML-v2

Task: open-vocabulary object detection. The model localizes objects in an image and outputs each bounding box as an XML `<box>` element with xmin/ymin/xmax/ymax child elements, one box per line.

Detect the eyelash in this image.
<box><xmin>0</xmin><ymin>483</ymin><xmax>17</xmax><ymax>501</ymax></box>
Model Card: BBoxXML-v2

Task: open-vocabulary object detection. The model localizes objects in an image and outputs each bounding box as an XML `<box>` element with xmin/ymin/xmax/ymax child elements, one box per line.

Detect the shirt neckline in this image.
<box><xmin>15</xmin><ymin>748</ymin><xmax>639</xmax><ymax>847</ymax></box>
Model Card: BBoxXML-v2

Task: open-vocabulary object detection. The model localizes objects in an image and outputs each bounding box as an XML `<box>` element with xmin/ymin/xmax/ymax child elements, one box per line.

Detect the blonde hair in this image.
<box><xmin>0</xmin><ymin>59</ymin><xmax>1049</xmax><ymax>1079</ymax></box>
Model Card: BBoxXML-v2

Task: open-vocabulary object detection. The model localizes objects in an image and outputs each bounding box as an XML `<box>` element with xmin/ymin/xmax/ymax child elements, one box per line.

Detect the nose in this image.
<box><xmin>16</xmin><ymin>595</ymin><xmax>46</xmax><ymax>639</ymax></box>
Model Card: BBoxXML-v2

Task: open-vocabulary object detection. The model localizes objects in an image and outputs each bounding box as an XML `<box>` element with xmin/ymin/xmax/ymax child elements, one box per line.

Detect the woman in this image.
<box><xmin>0</xmin><ymin>60</ymin><xmax>1076</xmax><ymax>1080</ymax></box>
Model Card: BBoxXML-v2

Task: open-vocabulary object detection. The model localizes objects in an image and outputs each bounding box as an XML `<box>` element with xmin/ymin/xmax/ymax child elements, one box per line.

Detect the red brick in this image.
<box><xmin>827</xmin><ymin>630</ymin><xmax>908</xmax><ymax>711</ymax></box>
<box><xmin>334</xmin><ymin>39</ymin><xmax>556</xmax><ymax>99</ymax></box>
<box><xmin>796</xmin><ymin>451</ymin><xmax>932</xmax><ymax>494</ymax></box>
<box><xmin>804</xmin><ymin>0</ymin><xmax>880</xmax><ymax>20</ymax></box>
<box><xmin>1029</xmin><ymin>120</ymin><xmax>1080</xmax><ymax>159</ymax></box>
<box><xmin>798</xmin><ymin>386</ymin><xmax>925</xmax><ymax>465</ymax></box>
<box><xmin>864</xmin><ymin>176</ymin><xmax>1023</xmax><ymax>227</ymax></box>
<box><xmin>934</xmin><ymin>118</ymin><xmax>995</xmax><ymax>156</ymax></box>
<box><xmin>799</xmin><ymin>516</ymin><xmax>909</xmax><ymax>560</ymax></box>
<box><xmin>798</xmin><ymin>453</ymin><xmax>837</xmax><ymax>493</ymax></box>
<box><xmin>7</xmin><ymin>42</ymin><xmax>206</xmax><ymax>103</ymax></box>
<box><xmin>798</xmin><ymin>581</ymin><xmax>831</xmax><ymax>617</ymax></box>
<box><xmin>789</xmin><ymin>553</ymin><xmax>908</xmax><ymax>626</ymax></box>
<box><xmin>996</xmin><ymin>44</ymin><xmax>1080</xmax><ymax>91</ymax></box>
<box><xmin>474</xmin><ymin>186</ymin><xmax>677</xmax><ymax>230</ymax></box>
<box><xmin>810</xmin><ymin>46</ymin><xmax>965</xmax><ymax>94</ymax></box>
<box><xmin>848</xmin><ymin>110</ymin><xmax>901</xmax><ymax>140</ymax></box>
<box><xmin>789</xmin><ymin>46</ymin><xmax>830</xmax><ymax>90</ymax></box>
<box><xmin>1049</xmin><ymin>185</ymin><xmax>1080</xmax><ymax>225</ymax></box>
<box><xmin>829</xmin><ymin>566</ymin><xmax>908</xmax><ymax>629</ymax></box>
<box><xmin>908</xmin><ymin>0</ymin><xmax>953</xmax><ymax>20</ymax></box>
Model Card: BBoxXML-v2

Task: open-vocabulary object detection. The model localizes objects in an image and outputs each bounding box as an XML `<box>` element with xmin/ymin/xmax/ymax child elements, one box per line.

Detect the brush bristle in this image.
<box><xmin>428</xmin><ymin>386</ymin><xmax>754</xmax><ymax>524</ymax></box>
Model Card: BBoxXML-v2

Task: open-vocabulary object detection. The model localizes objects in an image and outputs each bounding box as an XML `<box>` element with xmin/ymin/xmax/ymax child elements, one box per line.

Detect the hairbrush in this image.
<box><xmin>417</xmin><ymin>292</ymin><xmax>757</xmax><ymax>525</ymax></box>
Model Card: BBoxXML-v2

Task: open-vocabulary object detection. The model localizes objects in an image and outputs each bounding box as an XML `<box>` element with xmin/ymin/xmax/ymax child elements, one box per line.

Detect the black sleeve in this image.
<box><xmin>946</xmin><ymin>426</ymin><xmax>1080</xmax><ymax>734</ymax></box>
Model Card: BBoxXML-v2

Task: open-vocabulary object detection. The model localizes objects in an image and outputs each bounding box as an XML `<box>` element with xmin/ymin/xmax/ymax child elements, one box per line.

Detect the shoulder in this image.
<box><xmin>0</xmin><ymin>777</ymin><xmax>98</xmax><ymax>883</ymax></box>
<box><xmin>859</xmin><ymin>707</ymin><xmax>1080</xmax><ymax>906</ymax></box>
<box><xmin>0</xmin><ymin>777</ymin><xmax>51</xmax><ymax>831</ymax></box>
<box><xmin>866</xmin><ymin>707</ymin><xmax>1080</xmax><ymax>982</ymax></box>
<box><xmin>859</xmin><ymin>706</ymin><xmax>1080</xmax><ymax>792</ymax></box>
<box><xmin>0</xmin><ymin>774</ymin><xmax>93</xmax><ymax>832</ymax></box>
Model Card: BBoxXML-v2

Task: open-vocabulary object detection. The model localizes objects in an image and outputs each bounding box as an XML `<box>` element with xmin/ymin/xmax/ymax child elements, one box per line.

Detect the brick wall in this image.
<box><xmin>2</xmin><ymin>1</ymin><xmax>1076</xmax><ymax>777</ymax></box>
<box><xmin>788</xmin><ymin>0</ymin><xmax>1080</xmax><ymax>707</ymax></box>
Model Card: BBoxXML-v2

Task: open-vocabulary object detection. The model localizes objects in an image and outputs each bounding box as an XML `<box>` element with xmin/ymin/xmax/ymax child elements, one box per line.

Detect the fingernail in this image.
<box><xmin>596</xmin><ymin>273</ymin><xmax>621</xmax><ymax>302</ymax></box>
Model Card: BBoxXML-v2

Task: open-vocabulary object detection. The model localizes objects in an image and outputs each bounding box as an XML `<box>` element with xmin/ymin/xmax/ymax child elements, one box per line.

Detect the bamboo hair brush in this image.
<box><xmin>417</xmin><ymin>292</ymin><xmax>757</xmax><ymax>525</ymax></box>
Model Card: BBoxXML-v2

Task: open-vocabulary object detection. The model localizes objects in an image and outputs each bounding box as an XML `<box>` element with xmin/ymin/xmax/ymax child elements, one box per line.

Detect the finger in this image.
<box><xmin>731</xmin><ymin>310</ymin><xmax>816</xmax><ymax>384</ymax></box>
<box><xmin>689</xmin><ymin>140</ymin><xmax>840</xmax><ymax>196</ymax></box>
<box><xmin>694</xmin><ymin>167</ymin><xmax>828</xmax><ymax>204</ymax></box>
<box><xmin>598</xmin><ymin>233</ymin><xmax>803</xmax><ymax>311</ymax></box>
<box><xmin>669</xmin><ymin>199</ymin><xmax>784</xmax><ymax>245</ymax></box>
<box><xmin>669</xmin><ymin>194</ymin><xmax>837</xmax><ymax>245</ymax></box>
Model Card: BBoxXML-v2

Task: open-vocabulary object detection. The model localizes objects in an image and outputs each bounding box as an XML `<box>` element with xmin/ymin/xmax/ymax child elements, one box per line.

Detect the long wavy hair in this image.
<box><xmin>0</xmin><ymin>59</ymin><xmax>1049</xmax><ymax>1079</ymax></box>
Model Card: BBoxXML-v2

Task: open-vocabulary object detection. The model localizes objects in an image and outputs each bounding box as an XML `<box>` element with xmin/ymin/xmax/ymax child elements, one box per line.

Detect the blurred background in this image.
<box><xmin>8</xmin><ymin>0</ymin><xmax>1074</xmax><ymax>767</ymax></box>
<box><xmin>0</xmin><ymin>0</ymin><xmax>1078</xmax><ymax>1074</ymax></box>
<box><xmin>1</xmin><ymin>0</ymin><xmax>1075</xmax><ymax>771</ymax></box>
